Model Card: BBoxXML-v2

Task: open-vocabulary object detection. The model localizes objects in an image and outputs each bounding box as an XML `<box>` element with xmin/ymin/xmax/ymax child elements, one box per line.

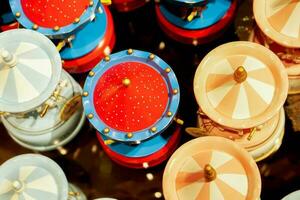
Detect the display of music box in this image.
<box><xmin>9</xmin><ymin>0</ymin><xmax>99</xmax><ymax>39</ymax></box>
<box><xmin>252</xmin><ymin>0</ymin><xmax>300</xmax><ymax>94</ymax></box>
<box><xmin>163</xmin><ymin>136</ymin><xmax>261</xmax><ymax>200</ymax></box>
<box><xmin>0</xmin><ymin>29</ymin><xmax>84</xmax><ymax>151</ymax></box>
<box><xmin>82</xmin><ymin>49</ymin><xmax>182</xmax><ymax>168</ymax></box>
<box><xmin>112</xmin><ymin>0</ymin><xmax>149</xmax><ymax>12</ymax></box>
<box><xmin>191</xmin><ymin>41</ymin><xmax>288</xmax><ymax>161</ymax></box>
<box><xmin>59</xmin><ymin>4</ymin><xmax>115</xmax><ymax>73</ymax></box>
<box><xmin>155</xmin><ymin>0</ymin><xmax>237</xmax><ymax>45</ymax></box>
<box><xmin>0</xmin><ymin>154</ymin><xmax>87</xmax><ymax>200</ymax></box>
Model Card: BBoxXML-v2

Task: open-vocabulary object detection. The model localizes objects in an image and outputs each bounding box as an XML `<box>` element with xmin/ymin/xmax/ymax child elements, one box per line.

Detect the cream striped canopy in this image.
<box><xmin>254</xmin><ymin>0</ymin><xmax>300</xmax><ymax>48</ymax></box>
<box><xmin>163</xmin><ymin>136</ymin><xmax>261</xmax><ymax>200</ymax></box>
<box><xmin>0</xmin><ymin>154</ymin><xmax>68</xmax><ymax>200</ymax></box>
<box><xmin>0</xmin><ymin>29</ymin><xmax>61</xmax><ymax>113</ymax></box>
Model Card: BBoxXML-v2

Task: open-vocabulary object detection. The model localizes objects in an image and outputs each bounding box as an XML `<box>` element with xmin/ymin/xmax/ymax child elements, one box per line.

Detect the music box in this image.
<box><xmin>83</xmin><ymin>49</ymin><xmax>183</xmax><ymax>168</ymax></box>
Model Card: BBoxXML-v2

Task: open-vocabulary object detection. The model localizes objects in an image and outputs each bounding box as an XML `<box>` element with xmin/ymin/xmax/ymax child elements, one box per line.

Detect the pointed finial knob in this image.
<box><xmin>234</xmin><ymin>66</ymin><xmax>247</xmax><ymax>83</ymax></box>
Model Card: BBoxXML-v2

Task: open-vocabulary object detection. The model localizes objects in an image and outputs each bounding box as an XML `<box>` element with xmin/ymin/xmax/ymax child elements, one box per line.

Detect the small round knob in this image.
<box><xmin>204</xmin><ymin>164</ymin><xmax>216</xmax><ymax>182</ymax></box>
<box><xmin>122</xmin><ymin>78</ymin><xmax>131</xmax><ymax>87</ymax></box>
<box><xmin>12</xmin><ymin>180</ymin><xmax>23</xmax><ymax>191</ymax></box>
<box><xmin>234</xmin><ymin>66</ymin><xmax>247</xmax><ymax>83</ymax></box>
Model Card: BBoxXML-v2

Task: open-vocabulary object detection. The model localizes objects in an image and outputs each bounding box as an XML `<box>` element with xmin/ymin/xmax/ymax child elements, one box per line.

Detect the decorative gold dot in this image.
<box><xmin>122</xmin><ymin>78</ymin><xmax>131</xmax><ymax>87</ymax></box>
<box><xmin>103</xmin><ymin>128</ymin><xmax>110</xmax><ymax>134</ymax></box>
<box><xmin>32</xmin><ymin>24</ymin><xmax>38</xmax><ymax>30</ymax></box>
<box><xmin>89</xmin><ymin>1</ymin><xmax>94</xmax><ymax>6</ymax></box>
<box><xmin>87</xmin><ymin>113</ymin><xmax>94</xmax><ymax>119</ymax></box>
<box><xmin>173</xmin><ymin>89</ymin><xmax>178</xmax><ymax>94</ymax></box>
<box><xmin>127</xmin><ymin>133</ymin><xmax>133</xmax><ymax>138</ymax></box>
<box><xmin>53</xmin><ymin>26</ymin><xmax>60</xmax><ymax>31</ymax></box>
<box><xmin>74</xmin><ymin>18</ymin><xmax>80</xmax><ymax>23</ymax></box>
<box><xmin>149</xmin><ymin>53</ymin><xmax>155</xmax><ymax>60</ymax></box>
<box><xmin>15</xmin><ymin>12</ymin><xmax>21</xmax><ymax>18</ymax></box>
<box><xmin>167</xmin><ymin>111</ymin><xmax>172</xmax><ymax>117</ymax></box>
<box><xmin>165</xmin><ymin>68</ymin><xmax>171</xmax><ymax>73</ymax></box>
<box><xmin>88</xmin><ymin>71</ymin><xmax>95</xmax><ymax>77</ymax></box>
<box><xmin>127</xmin><ymin>49</ymin><xmax>133</xmax><ymax>54</ymax></box>
<box><xmin>61</xmin><ymin>60</ymin><xmax>65</xmax><ymax>64</ymax></box>
<box><xmin>82</xmin><ymin>91</ymin><xmax>89</xmax><ymax>97</ymax></box>
<box><xmin>151</xmin><ymin>127</ymin><xmax>157</xmax><ymax>133</ymax></box>
<box><xmin>104</xmin><ymin>56</ymin><xmax>110</xmax><ymax>62</ymax></box>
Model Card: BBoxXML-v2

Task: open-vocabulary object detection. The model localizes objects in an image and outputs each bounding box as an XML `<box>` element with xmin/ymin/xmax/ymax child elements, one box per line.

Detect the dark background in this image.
<box><xmin>1</xmin><ymin>0</ymin><xmax>300</xmax><ymax>199</ymax></box>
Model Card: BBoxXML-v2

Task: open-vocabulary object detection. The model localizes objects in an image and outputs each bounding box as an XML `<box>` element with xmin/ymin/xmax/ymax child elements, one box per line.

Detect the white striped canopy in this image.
<box><xmin>0</xmin><ymin>29</ymin><xmax>61</xmax><ymax>113</ymax></box>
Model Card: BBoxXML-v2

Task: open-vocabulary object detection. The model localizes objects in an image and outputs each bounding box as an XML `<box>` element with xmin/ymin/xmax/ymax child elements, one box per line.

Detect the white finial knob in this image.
<box><xmin>12</xmin><ymin>180</ymin><xmax>23</xmax><ymax>191</ymax></box>
<box><xmin>1</xmin><ymin>49</ymin><xmax>17</xmax><ymax>67</ymax></box>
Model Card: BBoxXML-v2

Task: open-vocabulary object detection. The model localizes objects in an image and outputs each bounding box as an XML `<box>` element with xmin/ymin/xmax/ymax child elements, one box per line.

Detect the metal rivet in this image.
<box><xmin>15</xmin><ymin>12</ymin><xmax>21</xmax><ymax>18</ymax></box>
<box><xmin>165</xmin><ymin>68</ymin><xmax>171</xmax><ymax>73</ymax></box>
<box><xmin>88</xmin><ymin>71</ymin><xmax>95</xmax><ymax>77</ymax></box>
<box><xmin>149</xmin><ymin>53</ymin><xmax>155</xmax><ymax>60</ymax></box>
<box><xmin>53</xmin><ymin>26</ymin><xmax>60</xmax><ymax>31</ymax></box>
<box><xmin>104</xmin><ymin>56</ymin><xmax>110</xmax><ymax>62</ymax></box>
<box><xmin>103</xmin><ymin>128</ymin><xmax>110</xmax><ymax>134</ymax></box>
<box><xmin>167</xmin><ymin>111</ymin><xmax>172</xmax><ymax>117</ymax></box>
<box><xmin>82</xmin><ymin>91</ymin><xmax>89</xmax><ymax>97</ymax></box>
<box><xmin>61</xmin><ymin>60</ymin><xmax>65</xmax><ymax>64</ymax></box>
<box><xmin>173</xmin><ymin>89</ymin><xmax>178</xmax><ymax>94</ymax></box>
<box><xmin>32</xmin><ymin>24</ymin><xmax>38</xmax><ymax>30</ymax></box>
<box><xmin>151</xmin><ymin>127</ymin><xmax>157</xmax><ymax>133</ymax></box>
<box><xmin>87</xmin><ymin>113</ymin><xmax>94</xmax><ymax>119</ymax></box>
<box><xmin>74</xmin><ymin>18</ymin><xmax>80</xmax><ymax>23</ymax></box>
<box><xmin>127</xmin><ymin>49</ymin><xmax>133</xmax><ymax>54</ymax></box>
<box><xmin>127</xmin><ymin>133</ymin><xmax>133</xmax><ymax>138</ymax></box>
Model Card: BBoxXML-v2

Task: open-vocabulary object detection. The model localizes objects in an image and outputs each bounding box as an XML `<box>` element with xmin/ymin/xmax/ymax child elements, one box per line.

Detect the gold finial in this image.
<box><xmin>167</xmin><ymin>111</ymin><xmax>172</xmax><ymax>117</ymax></box>
<box><xmin>151</xmin><ymin>127</ymin><xmax>157</xmax><ymax>133</ymax></box>
<box><xmin>87</xmin><ymin>113</ymin><xmax>94</xmax><ymax>119</ymax></box>
<box><xmin>122</xmin><ymin>78</ymin><xmax>131</xmax><ymax>87</ymax></box>
<box><xmin>32</xmin><ymin>24</ymin><xmax>38</xmax><ymax>30</ymax></box>
<box><xmin>165</xmin><ymin>68</ymin><xmax>171</xmax><ymax>73</ymax></box>
<box><xmin>234</xmin><ymin>66</ymin><xmax>247</xmax><ymax>83</ymax></box>
<box><xmin>127</xmin><ymin>49</ymin><xmax>133</xmax><ymax>54</ymax></box>
<box><xmin>89</xmin><ymin>0</ymin><xmax>94</xmax><ymax>6</ymax></box>
<box><xmin>82</xmin><ymin>91</ymin><xmax>89</xmax><ymax>97</ymax></box>
<box><xmin>173</xmin><ymin>89</ymin><xmax>178</xmax><ymax>94</ymax></box>
<box><xmin>149</xmin><ymin>53</ymin><xmax>155</xmax><ymax>60</ymax></box>
<box><xmin>53</xmin><ymin>26</ymin><xmax>60</xmax><ymax>31</ymax></box>
<box><xmin>88</xmin><ymin>71</ymin><xmax>95</xmax><ymax>77</ymax></box>
<box><xmin>204</xmin><ymin>164</ymin><xmax>216</xmax><ymax>182</ymax></box>
<box><xmin>15</xmin><ymin>12</ymin><xmax>21</xmax><ymax>18</ymax></box>
<box><xmin>103</xmin><ymin>128</ymin><xmax>110</xmax><ymax>134</ymax></box>
<box><xmin>74</xmin><ymin>18</ymin><xmax>80</xmax><ymax>24</ymax></box>
<box><xmin>104</xmin><ymin>56</ymin><xmax>110</xmax><ymax>61</ymax></box>
<box><xmin>127</xmin><ymin>133</ymin><xmax>133</xmax><ymax>138</ymax></box>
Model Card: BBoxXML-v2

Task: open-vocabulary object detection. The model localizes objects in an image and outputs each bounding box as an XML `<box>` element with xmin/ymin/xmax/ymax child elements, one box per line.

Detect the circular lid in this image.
<box><xmin>194</xmin><ymin>41</ymin><xmax>288</xmax><ymax>129</ymax></box>
<box><xmin>60</xmin><ymin>5</ymin><xmax>107</xmax><ymax>60</ymax></box>
<box><xmin>253</xmin><ymin>0</ymin><xmax>300</xmax><ymax>48</ymax></box>
<box><xmin>83</xmin><ymin>49</ymin><xmax>180</xmax><ymax>142</ymax></box>
<box><xmin>163</xmin><ymin>136</ymin><xmax>261</xmax><ymax>200</ymax></box>
<box><xmin>160</xmin><ymin>0</ymin><xmax>231</xmax><ymax>30</ymax></box>
<box><xmin>0</xmin><ymin>29</ymin><xmax>61</xmax><ymax>113</ymax></box>
<box><xmin>0</xmin><ymin>154</ymin><xmax>68</xmax><ymax>200</ymax></box>
<box><xmin>9</xmin><ymin>0</ymin><xmax>98</xmax><ymax>38</ymax></box>
<box><xmin>282</xmin><ymin>190</ymin><xmax>300</xmax><ymax>200</ymax></box>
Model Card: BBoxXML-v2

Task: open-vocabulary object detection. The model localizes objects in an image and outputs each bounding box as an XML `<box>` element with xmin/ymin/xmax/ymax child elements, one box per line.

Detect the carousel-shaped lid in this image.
<box><xmin>160</xmin><ymin>0</ymin><xmax>231</xmax><ymax>30</ymax></box>
<box><xmin>0</xmin><ymin>154</ymin><xmax>68</xmax><ymax>200</ymax></box>
<box><xmin>253</xmin><ymin>0</ymin><xmax>300</xmax><ymax>48</ymax></box>
<box><xmin>163</xmin><ymin>136</ymin><xmax>261</xmax><ymax>200</ymax></box>
<box><xmin>194</xmin><ymin>41</ymin><xmax>288</xmax><ymax>129</ymax></box>
<box><xmin>9</xmin><ymin>0</ymin><xmax>99</xmax><ymax>38</ymax></box>
<box><xmin>83</xmin><ymin>49</ymin><xmax>180</xmax><ymax>142</ymax></box>
<box><xmin>60</xmin><ymin>5</ymin><xmax>107</xmax><ymax>60</ymax></box>
<box><xmin>0</xmin><ymin>29</ymin><xmax>61</xmax><ymax>113</ymax></box>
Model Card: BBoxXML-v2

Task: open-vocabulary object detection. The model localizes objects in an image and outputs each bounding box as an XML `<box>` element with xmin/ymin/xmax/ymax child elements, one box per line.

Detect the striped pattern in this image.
<box><xmin>0</xmin><ymin>42</ymin><xmax>52</xmax><ymax>103</ymax></box>
<box><xmin>176</xmin><ymin>150</ymin><xmax>248</xmax><ymax>200</ymax></box>
<box><xmin>206</xmin><ymin>55</ymin><xmax>275</xmax><ymax>120</ymax></box>
<box><xmin>0</xmin><ymin>166</ymin><xmax>58</xmax><ymax>200</ymax></box>
<box><xmin>267</xmin><ymin>0</ymin><xmax>300</xmax><ymax>39</ymax></box>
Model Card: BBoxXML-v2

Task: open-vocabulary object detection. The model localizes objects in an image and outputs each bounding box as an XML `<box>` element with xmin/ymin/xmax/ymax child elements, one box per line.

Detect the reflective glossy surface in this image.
<box><xmin>1</xmin><ymin>1</ymin><xmax>300</xmax><ymax>200</ymax></box>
